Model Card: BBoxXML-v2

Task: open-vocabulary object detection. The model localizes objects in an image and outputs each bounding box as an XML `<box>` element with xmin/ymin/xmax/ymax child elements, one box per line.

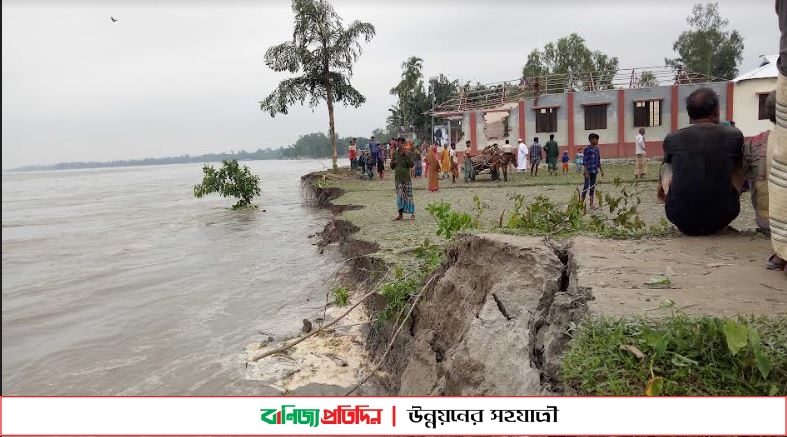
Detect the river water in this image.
<box><xmin>2</xmin><ymin>160</ymin><xmax>338</xmax><ymax>395</ymax></box>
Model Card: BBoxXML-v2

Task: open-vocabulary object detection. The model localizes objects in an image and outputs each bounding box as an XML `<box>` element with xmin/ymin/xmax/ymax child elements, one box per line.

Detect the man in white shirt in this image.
<box><xmin>517</xmin><ymin>138</ymin><xmax>528</xmax><ymax>172</ymax></box>
<box><xmin>635</xmin><ymin>128</ymin><xmax>647</xmax><ymax>179</ymax></box>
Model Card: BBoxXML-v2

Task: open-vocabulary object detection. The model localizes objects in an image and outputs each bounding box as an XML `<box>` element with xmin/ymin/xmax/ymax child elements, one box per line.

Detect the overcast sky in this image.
<box><xmin>1</xmin><ymin>0</ymin><xmax>777</xmax><ymax>168</ymax></box>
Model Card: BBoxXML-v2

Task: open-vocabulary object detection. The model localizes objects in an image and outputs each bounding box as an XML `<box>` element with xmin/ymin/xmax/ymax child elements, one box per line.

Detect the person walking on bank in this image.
<box><xmin>635</xmin><ymin>128</ymin><xmax>647</xmax><ymax>179</ymax></box>
<box><xmin>581</xmin><ymin>133</ymin><xmax>604</xmax><ymax>209</ymax></box>
<box><xmin>517</xmin><ymin>138</ymin><xmax>528</xmax><ymax>172</ymax></box>
<box><xmin>426</xmin><ymin>143</ymin><xmax>441</xmax><ymax>192</ymax></box>
<box><xmin>529</xmin><ymin>137</ymin><xmax>543</xmax><ymax>176</ymax></box>
<box><xmin>544</xmin><ymin>134</ymin><xmax>559</xmax><ymax>175</ymax></box>
<box><xmin>391</xmin><ymin>137</ymin><xmax>415</xmax><ymax>221</ymax></box>
<box><xmin>348</xmin><ymin>138</ymin><xmax>357</xmax><ymax>170</ymax></box>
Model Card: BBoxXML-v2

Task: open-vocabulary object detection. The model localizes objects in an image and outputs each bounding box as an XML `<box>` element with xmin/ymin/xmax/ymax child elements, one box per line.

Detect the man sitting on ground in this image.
<box><xmin>658</xmin><ymin>87</ymin><xmax>744</xmax><ymax>236</ymax></box>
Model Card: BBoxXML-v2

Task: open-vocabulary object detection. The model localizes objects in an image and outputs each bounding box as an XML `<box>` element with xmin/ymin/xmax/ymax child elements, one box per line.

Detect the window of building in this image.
<box><xmin>634</xmin><ymin>100</ymin><xmax>661</xmax><ymax>127</ymax></box>
<box><xmin>536</xmin><ymin>107</ymin><xmax>557</xmax><ymax>132</ymax></box>
<box><xmin>759</xmin><ymin>93</ymin><xmax>770</xmax><ymax>120</ymax></box>
<box><xmin>584</xmin><ymin>104</ymin><xmax>608</xmax><ymax>130</ymax></box>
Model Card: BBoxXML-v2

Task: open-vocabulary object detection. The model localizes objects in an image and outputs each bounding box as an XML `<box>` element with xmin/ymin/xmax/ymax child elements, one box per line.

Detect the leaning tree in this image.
<box><xmin>260</xmin><ymin>0</ymin><xmax>375</xmax><ymax>171</ymax></box>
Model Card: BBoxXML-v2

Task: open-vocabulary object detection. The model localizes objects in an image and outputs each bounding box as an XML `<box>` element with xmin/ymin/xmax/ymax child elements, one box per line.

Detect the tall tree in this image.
<box><xmin>521</xmin><ymin>33</ymin><xmax>619</xmax><ymax>93</ymax></box>
<box><xmin>259</xmin><ymin>0</ymin><xmax>375</xmax><ymax>170</ymax></box>
<box><xmin>388</xmin><ymin>56</ymin><xmax>427</xmax><ymax>136</ymax></box>
<box><xmin>665</xmin><ymin>2</ymin><xmax>744</xmax><ymax>80</ymax></box>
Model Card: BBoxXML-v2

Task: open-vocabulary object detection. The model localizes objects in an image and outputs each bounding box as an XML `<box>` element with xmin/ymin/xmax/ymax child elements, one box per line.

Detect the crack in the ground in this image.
<box><xmin>528</xmin><ymin>241</ymin><xmax>574</xmax><ymax>391</ymax></box>
<box><xmin>491</xmin><ymin>293</ymin><xmax>513</xmax><ymax>320</ymax></box>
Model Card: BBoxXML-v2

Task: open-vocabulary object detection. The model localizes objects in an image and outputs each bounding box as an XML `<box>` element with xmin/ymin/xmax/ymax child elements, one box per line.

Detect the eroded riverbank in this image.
<box><xmin>248</xmin><ymin>167</ymin><xmax>787</xmax><ymax>397</ymax></box>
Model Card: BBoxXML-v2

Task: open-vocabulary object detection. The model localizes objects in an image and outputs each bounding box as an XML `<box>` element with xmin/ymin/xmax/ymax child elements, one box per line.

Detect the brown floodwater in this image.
<box><xmin>2</xmin><ymin>160</ymin><xmax>337</xmax><ymax>395</ymax></box>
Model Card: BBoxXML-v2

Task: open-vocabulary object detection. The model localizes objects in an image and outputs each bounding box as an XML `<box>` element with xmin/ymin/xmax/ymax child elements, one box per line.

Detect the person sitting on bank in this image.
<box><xmin>658</xmin><ymin>87</ymin><xmax>744</xmax><ymax>236</ymax></box>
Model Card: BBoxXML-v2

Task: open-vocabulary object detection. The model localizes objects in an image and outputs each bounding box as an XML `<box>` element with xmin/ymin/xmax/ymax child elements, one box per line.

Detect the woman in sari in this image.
<box><xmin>391</xmin><ymin>138</ymin><xmax>415</xmax><ymax>221</ymax></box>
<box><xmin>440</xmin><ymin>144</ymin><xmax>452</xmax><ymax>179</ymax></box>
<box><xmin>426</xmin><ymin>144</ymin><xmax>441</xmax><ymax>192</ymax></box>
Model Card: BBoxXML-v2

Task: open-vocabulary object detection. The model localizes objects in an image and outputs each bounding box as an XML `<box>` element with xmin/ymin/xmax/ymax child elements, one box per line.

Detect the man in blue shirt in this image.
<box><xmin>529</xmin><ymin>137</ymin><xmax>543</xmax><ymax>176</ymax></box>
<box><xmin>581</xmin><ymin>133</ymin><xmax>604</xmax><ymax>209</ymax></box>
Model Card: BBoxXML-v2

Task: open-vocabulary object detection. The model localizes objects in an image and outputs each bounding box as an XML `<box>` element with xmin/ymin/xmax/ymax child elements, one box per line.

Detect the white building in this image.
<box><xmin>733</xmin><ymin>55</ymin><xmax>778</xmax><ymax>137</ymax></box>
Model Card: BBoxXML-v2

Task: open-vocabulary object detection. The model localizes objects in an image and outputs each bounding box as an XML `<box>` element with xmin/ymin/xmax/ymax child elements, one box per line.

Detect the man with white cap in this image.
<box><xmin>516</xmin><ymin>138</ymin><xmax>528</xmax><ymax>172</ymax></box>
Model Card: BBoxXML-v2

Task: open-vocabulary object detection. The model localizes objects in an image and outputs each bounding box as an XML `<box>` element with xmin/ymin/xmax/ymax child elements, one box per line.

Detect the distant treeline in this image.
<box><xmin>12</xmin><ymin>132</ymin><xmax>375</xmax><ymax>171</ymax></box>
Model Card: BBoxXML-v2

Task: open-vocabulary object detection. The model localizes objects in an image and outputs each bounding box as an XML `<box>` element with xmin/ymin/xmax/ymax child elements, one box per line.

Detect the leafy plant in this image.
<box><xmin>506</xmin><ymin>179</ymin><xmax>671</xmax><ymax>239</ymax></box>
<box><xmin>331</xmin><ymin>287</ymin><xmax>350</xmax><ymax>307</ymax></box>
<box><xmin>426</xmin><ymin>201</ymin><xmax>476</xmax><ymax>240</ymax></box>
<box><xmin>193</xmin><ymin>160</ymin><xmax>261</xmax><ymax>209</ymax></box>
<box><xmin>376</xmin><ymin>239</ymin><xmax>443</xmax><ymax>326</ymax></box>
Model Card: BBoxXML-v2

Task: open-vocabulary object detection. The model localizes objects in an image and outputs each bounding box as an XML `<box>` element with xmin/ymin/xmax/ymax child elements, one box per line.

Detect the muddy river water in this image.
<box><xmin>2</xmin><ymin>160</ymin><xmax>337</xmax><ymax>395</ymax></box>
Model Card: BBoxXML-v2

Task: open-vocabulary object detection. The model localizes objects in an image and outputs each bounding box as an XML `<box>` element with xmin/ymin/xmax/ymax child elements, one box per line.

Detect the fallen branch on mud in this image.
<box><xmin>248</xmin><ymin>287</ymin><xmax>380</xmax><ymax>363</ymax></box>
<box><xmin>248</xmin><ymin>266</ymin><xmax>392</xmax><ymax>364</ymax></box>
<box><xmin>345</xmin><ymin>273</ymin><xmax>440</xmax><ymax>396</ymax></box>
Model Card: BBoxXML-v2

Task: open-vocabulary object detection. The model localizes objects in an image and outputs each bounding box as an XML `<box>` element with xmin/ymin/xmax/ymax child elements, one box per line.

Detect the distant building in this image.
<box><xmin>733</xmin><ymin>55</ymin><xmax>778</xmax><ymax>137</ymax></box>
<box><xmin>429</xmin><ymin>62</ymin><xmax>777</xmax><ymax>159</ymax></box>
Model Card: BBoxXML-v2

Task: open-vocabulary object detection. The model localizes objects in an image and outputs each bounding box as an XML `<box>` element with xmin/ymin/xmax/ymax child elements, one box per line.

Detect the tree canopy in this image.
<box><xmin>521</xmin><ymin>33</ymin><xmax>619</xmax><ymax>93</ymax></box>
<box><xmin>259</xmin><ymin>0</ymin><xmax>375</xmax><ymax>170</ymax></box>
<box><xmin>665</xmin><ymin>1</ymin><xmax>744</xmax><ymax>80</ymax></box>
<box><xmin>386</xmin><ymin>57</ymin><xmax>460</xmax><ymax>142</ymax></box>
<box><xmin>637</xmin><ymin>71</ymin><xmax>659</xmax><ymax>88</ymax></box>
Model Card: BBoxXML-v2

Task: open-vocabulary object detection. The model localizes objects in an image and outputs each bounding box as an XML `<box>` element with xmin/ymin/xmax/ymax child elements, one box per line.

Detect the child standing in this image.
<box><xmin>561</xmin><ymin>151</ymin><xmax>570</xmax><ymax>174</ymax></box>
<box><xmin>575</xmin><ymin>147</ymin><xmax>584</xmax><ymax>174</ymax></box>
<box><xmin>581</xmin><ymin>134</ymin><xmax>604</xmax><ymax>209</ymax></box>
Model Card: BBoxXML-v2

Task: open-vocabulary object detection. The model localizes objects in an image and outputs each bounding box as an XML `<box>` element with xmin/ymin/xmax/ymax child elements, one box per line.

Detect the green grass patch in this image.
<box><xmin>561</xmin><ymin>314</ymin><xmax>787</xmax><ymax>396</ymax></box>
<box><xmin>331</xmin><ymin>287</ymin><xmax>350</xmax><ymax>307</ymax></box>
<box><xmin>376</xmin><ymin>239</ymin><xmax>443</xmax><ymax>326</ymax></box>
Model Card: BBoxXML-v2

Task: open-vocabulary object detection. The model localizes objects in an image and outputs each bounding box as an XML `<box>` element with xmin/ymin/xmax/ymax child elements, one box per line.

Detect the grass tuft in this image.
<box><xmin>561</xmin><ymin>315</ymin><xmax>787</xmax><ymax>396</ymax></box>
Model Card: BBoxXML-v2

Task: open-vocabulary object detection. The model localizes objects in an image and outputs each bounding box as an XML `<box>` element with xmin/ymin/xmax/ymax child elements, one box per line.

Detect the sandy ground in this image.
<box><xmin>243</xmin><ymin>297</ymin><xmax>377</xmax><ymax>394</ymax></box>
<box><xmin>573</xmin><ymin>234</ymin><xmax>786</xmax><ymax>317</ymax></box>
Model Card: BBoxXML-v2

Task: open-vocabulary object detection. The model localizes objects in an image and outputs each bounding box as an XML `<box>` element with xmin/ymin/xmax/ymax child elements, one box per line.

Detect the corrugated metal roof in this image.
<box><xmin>733</xmin><ymin>55</ymin><xmax>778</xmax><ymax>82</ymax></box>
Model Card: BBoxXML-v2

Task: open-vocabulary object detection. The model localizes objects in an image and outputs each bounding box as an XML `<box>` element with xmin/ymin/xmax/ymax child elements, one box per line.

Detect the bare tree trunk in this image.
<box><xmin>326</xmin><ymin>85</ymin><xmax>338</xmax><ymax>171</ymax></box>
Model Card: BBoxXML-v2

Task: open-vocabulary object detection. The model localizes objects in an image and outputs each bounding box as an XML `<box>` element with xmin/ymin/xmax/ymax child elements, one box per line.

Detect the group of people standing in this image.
<box><xmin>515</xmin><ymin>135</ymin><xmax>587</xmax><ymax>176</ymax></box>
<box><xmin>348</xmin><ymin>136</ymin><xmax>461</xmax><ymax>221</ymax></box>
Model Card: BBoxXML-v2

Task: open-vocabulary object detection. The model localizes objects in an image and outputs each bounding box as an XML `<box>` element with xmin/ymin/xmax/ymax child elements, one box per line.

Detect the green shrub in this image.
<box><xmin>194</xmin><ymin>160</ymin><xmax>261</xmax><ymax>209</ymax></box>
<box><xmin>426</xmin><ymin>201</ymin><xmax>476</xmax><ymax>240</ymax></box>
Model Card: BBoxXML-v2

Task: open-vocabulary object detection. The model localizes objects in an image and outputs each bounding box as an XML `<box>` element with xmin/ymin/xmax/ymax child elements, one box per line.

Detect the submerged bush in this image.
<box><xmin>194</xmin><ymin>160</ymin><xmax>261</xmax><ymax>209</ymax></box>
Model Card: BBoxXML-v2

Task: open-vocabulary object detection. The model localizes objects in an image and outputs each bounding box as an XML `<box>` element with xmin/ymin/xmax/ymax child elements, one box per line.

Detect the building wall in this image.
<box><xmin>524</xmin><ymin>93</ymin><xmax>568</xmax><ymax>146</ymax></box>
<box><xmin>508</xmin><ymin>105</ymin><xmax>520</xmax><ymax>145</ymax></box>
<box><xmin>572</xmin><ymin>90</ymin><xmax>619</xmax><ymax>149</ymax></box>
<box><xmin>734</xmin><ymin>78</ymin><xmax>777</xmax><ymax>137</ymax></box>
<box><xmin>454</xmin><ymin>80</ymin><xmax>754</xmax><ymax>159</ymax></box>
<box><xmin>623</xmin><ymin>85</ymin><xmax>673</xmax><ymax>143</ymax></box>
<box><xmin>676</xmin><ymin>82</ymin><xmax>729</xmax><ymax>128</ymax></box>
